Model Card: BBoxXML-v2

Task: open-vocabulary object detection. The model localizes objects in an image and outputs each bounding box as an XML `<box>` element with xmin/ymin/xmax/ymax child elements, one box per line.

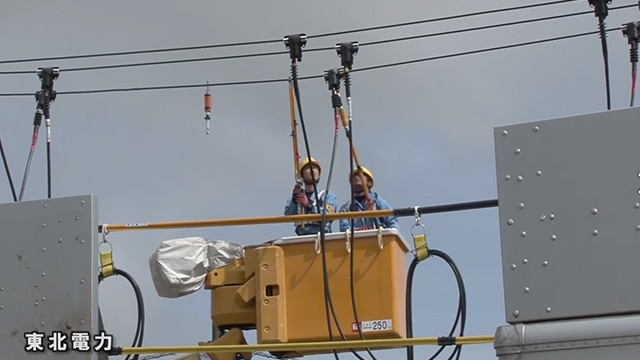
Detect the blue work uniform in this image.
<box><xmin>338</xmin><ymin>191</ymin><xmax>399</xmax><ymax>232</ymax></box>
<box><xmin>284</xmin><ymin>189</ymin><xmax>337</xmax><ymax>236</ymax></box>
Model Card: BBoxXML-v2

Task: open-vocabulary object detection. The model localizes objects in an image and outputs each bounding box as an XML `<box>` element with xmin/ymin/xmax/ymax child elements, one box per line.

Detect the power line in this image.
<box><xmin>361</xmin><ymin>4</ymin><xmax>634</xmax><ymax>47</ymax></box>
<box><xmin>353</xmin><ymin>28</ymin><xmax>619</xmax><ymax>73</ymax></box>
<box><xmin>0</xmin><ymin>0</ymin><xmax>580</xmax><ymax>65</ymax></box>
<box><xmin>1</xmin><ymin>3</ymin><xmax>635</xmax><ymax>76</ymax></box>
<box><xmin>309</xmin><ymin>0</ymin><xmax>580</xmax><ymax>39</ymax></box>
<box><xmin>0</xmin><ymin>28</ymin><xmax>619</xmax><ymax>97</ymax></box>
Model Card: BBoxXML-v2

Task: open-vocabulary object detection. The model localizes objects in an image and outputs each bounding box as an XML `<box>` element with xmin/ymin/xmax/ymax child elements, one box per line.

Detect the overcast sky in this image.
<box><xmin>1</xmin><ymin>0</ymin><xmax>638</xmax><ymax>359</ymax></box>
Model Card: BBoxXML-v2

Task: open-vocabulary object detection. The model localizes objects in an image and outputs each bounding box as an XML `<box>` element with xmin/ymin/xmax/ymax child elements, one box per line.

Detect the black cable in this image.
<box><xmin>599</xmin><ymin>15</ymin><xmax>612</xmax><ymax>110</ymax></box>
<box><xmin>322</xmin><ymin>72</ymin><xmax>375</xmax><ymax>360</ymax></box>
<box><xmin>0</xmin><ymin>39</ymin><xmax>282</xmax><ymax>65</ymax></box>
<box><xmin>623</xmin><ymin>21</ymin><xmax>639</xmax><ymax>107</ymax></box>
<box><xmin>0</xmin><ymin>50</ymin><xmax>300</xmax><ymax>75</ymax></box>
<box><xmin>589</xmin><ymin>0</ymin><xmax>612</xmax><ymax>110</ymax></box>
<box><xmin>98</xmin><ymin>268</ymin><xmax>145</xmax><ymax>360</ymax></box>
<box><xmin>0</xmin><ymin>130</ymin><xmax>17</xmax><ymax>201</ymax></box>
<box><xmin>47</xmin><ymin>141</ymin><xmax>51</xmax><ymax>198</ymax></box>
<box><xmin>406</xmin><ymin>258</ymin><xmax>418</xmax><ymax>360</ymax></box>
<box><xmin>0</xmin><ymin>28</ymin><xmax>621</xmax><ymax>98</ymax></box>
<box><xmin>335</xmin><ymin>62</ymin><xmax>377</xmax><ymax>360</ymax></box>
<box><xmin>287</xmin><ymin>48</ymin><xmax>340</xmax><ymax>360</ymax></box>
<box><xmin>405</xmin><ymin>250</ymin><xmax>466</xmax><ymax>360</ymax></box>
<box><xmin>324</xmin><ymin>106</ymin><xmax>358</xmax><ymax>360</ymax></box>
<box><xmin>312</xmin><ymin>0</ymin><xmax>581</xmax><ymax>39</ymax></box>
<box><xmin>351</xmin><ymin>28</ymin><xmax>619</xmax><ymax>73</ymax></box>
<box><xmin>5</xmin><ymin>4</ymin><xmax>637</xmax><ymax>77</ymax></box>
<box><xmin>360</xmin><ymin>8</ymin><xmax>610</xmax><ymax>47</ymax></box>
<box><xmin>43</xmin><ymin>97</ymin><xmax>52</xmax><ymax>200</ymax></box>
<box><xmin>632</xmin><ymin>55</ymin><xmax>638</xmax><ymax>107</ymax></box>
<box><xmin>18</xmin><ymin>106</ymin><xmax>42</xmax><ymax>201</ymax></box>
<box><xmin>0</xmin><ymin>0</ymin><xmax>580</xmax><ymax>66</ymax></box>
<box><xmin>432</xmin><ymin>250</ymin><xmax>466</xmax><ymax>360</ymax></box>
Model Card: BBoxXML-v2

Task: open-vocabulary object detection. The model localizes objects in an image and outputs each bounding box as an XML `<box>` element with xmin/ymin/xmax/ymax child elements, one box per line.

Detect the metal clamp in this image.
<box><xmin>315</xmin><ymin>232</ymin><xmax>321</xmax><ymax>254</ymax></box>
<box><xmin>99</xmin><ymin>228</ymin><xmax>115</xmax><ymax>278</ymax></box>
<box><xmin>411</xmin><ymin>206</ymin><xmax>429</xmax><ymax>261</ymax></box>
<box><xmin>345</xmin><ymin>229</ymin><xmax>351</xmax><ymax>253</ymax></box>
<box><xmin>410</xmin><ymin>206</ymin><xmax>426</xmax><ymax>238</ymax></box>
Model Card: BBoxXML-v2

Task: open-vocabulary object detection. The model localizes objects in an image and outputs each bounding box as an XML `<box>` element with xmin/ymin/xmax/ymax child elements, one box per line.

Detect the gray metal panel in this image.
<box><xmin>494</xmin><ymin>107</ymin><xmax>640</xmax><ymax>324</ymax></box>
<box><xmin>0</xmin><ymin>195</ymin><xmax>99</xmax><ymax>359</ymax></box>
<box><xmin>494</xmin><ymin>314</ymin><xmax>640</xmax><ymax>360</ymax></box>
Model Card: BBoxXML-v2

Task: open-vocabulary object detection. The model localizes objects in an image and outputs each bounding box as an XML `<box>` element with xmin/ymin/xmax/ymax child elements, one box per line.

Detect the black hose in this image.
<box><xmin>98</xmin><ymin>268</ymin><xmax>145</xmax><ymax>360</ymax></box>
<box><xmin>0</xmin><ymin>130</ymin><xmax>17</xmax><ymax>202</ymax></box>
<box><xmin>405</xmin><ymin>249</ymin><xmax>467</xmax><ymax>360</ymax></box>
<box><xmin>597</xmin><ymin>15</ymin><xmax>611</xmax><ymax>111</ymax></box>
<box><xmin>291</xmin><ymin>62</ymin><xmax>362</xmax><ymax>360</ymax></box>
<box><xmin>342</xmin><ymin>70</ymin><xmax>377</xmax><ymax>360</ymax></box>
<box><xmin>18</xmin><ymin>107</ymin><xmax>42</xmax><ymax>201</ymax></box>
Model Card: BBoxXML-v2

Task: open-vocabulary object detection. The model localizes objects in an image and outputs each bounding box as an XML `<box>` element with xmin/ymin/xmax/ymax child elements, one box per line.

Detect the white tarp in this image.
<box><xmin>148</xmin><ymin>237</ymin><xmax>244</xmax><ymax>298</ymax></box>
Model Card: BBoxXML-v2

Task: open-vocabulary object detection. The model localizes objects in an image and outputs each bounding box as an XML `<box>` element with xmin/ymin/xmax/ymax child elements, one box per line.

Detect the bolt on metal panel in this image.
<box><xmin>0</xmin><ymin>195</ymin><xmax>99</xmax><ymax>359</ymax></box>
<box><xmin>494</xmin><ymin>107</ymin><xmax>640</xmax><ymax>324</ymax></box>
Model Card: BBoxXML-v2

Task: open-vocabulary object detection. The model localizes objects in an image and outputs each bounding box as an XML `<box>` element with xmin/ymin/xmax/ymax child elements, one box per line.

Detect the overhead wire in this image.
<box><xmin>0</xmin><ymin>3</ymin><xmax>636</xmax><ymax>76</ymax></box>
<box><xmin>0</xmin><ymin>27</ymin><xmax>625</xmax><ymax>98</ymax></box>
<box><xmin>0</xmin><ymin>0</ymin><xmax>580</xmax><ymax>66</ymax></box>
<box><xmin>0</xmin><ymin>130</ymin><xmax>17</xmax><ymax>201</ymax></box>
<box><xmin>308</xmin><ymin>0</ymin><xmax>581</xmax><ymax>39</ymax></box>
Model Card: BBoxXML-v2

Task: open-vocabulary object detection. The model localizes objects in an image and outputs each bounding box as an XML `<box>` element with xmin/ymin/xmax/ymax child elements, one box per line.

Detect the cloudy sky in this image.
<box><xmin>1</xmin><ymin>0</ymin><xmax>638</xmax><ymax>359</ymax></box>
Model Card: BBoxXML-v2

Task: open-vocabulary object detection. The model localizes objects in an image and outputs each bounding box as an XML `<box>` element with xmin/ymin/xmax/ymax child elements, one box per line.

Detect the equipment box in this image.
<box><xmin>245</xmin><ymin>228</ymin><xmax>410</xmax><ymax>345</ymax></box>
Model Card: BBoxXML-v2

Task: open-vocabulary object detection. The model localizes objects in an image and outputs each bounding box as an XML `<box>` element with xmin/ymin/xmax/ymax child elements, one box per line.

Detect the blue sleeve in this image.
<box><xmin>284</xmin><ymin>197</ymin><xmax>299</xmax><ymax>215</ymax></box>
<box><xmin>326</xmin><ymin>191</ymin><xmax>337</xmax><ymax>216</ymax></box>
<box><xmin>324</xmin><ymin>191</ymin><xmax>337</xmax><ymax>232</ymax></box>
<box><xmin>377</xmin><ymin>196</ymin><xmax>399</xmax><ymax>230</ymax></box>
<box><xmin>338</xmin><ymin>202</ymin><xmax>349</xmax><ymax>232</ymax></box>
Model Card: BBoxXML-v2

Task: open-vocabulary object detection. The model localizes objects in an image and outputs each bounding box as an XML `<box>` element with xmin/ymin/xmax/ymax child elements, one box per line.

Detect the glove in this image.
<box><xmin>292</xmin><ymin>184</ymin><xmax>303</xmax><ymax>200</ymax></box>
<box><xmin>296</xmin><ymin>193</ymin><xmax>311</xmax><ymax>209</ymax></box>
<box><xmin>356</xmin><ymin>226</ymin><xmax>372</xmax><ymax>231</ymax></box>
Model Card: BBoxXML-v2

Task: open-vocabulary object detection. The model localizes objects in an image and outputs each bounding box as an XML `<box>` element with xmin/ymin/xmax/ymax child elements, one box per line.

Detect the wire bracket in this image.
<box><xmin>623</xmin><ymin>21</ymin><xmax>640</xmax><ymax>107</ymax></box>
<box><xmin>315</xmin><ymin>232</ymin><xmax>321</xmax><ymax>254</ymax></box>
<box><xmin>99</xmin><ymin>229</ymin><xmax>115</xmax><ymax>279</ymax></box>
<box><xmin>335</xmin><ymin>42</ymin><xmax>359</xmax><ymax>70</ymax></box>
<box><xmin>411</xmin><ymin>206</ymin><xmax>428</xmax><ymax>261</ymax></box>
<box><xmin>35</xmin><ymin>67</ymin><xmax>59</xmax><ymax>121</ymax></box>
<box><xmin>283</xmin><ymin>34</ymin><xmax>307</xmax><ymax>63</ymax></box>
<box><xmin>323</xmin><ymin>68</ymin><xmax>341</xmax><ymax>92</ymax></box>
<box><xmin>345</xmin><ymin>229</ymin><xmax>351</xmax><ymax>253</ymax></box>
<box><xmin>588</xmin><ymin>0</ymin><xmax>611</xmax><ymax>19</ymax></box>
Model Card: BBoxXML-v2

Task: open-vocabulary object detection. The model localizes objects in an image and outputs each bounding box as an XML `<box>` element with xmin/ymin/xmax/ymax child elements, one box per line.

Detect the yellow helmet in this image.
<box><xmin>298</xmin><ymin>157</ymin><xmax>321</xmax><ymax>176</ymax></box>
<box><xmin>350</xmin><ymin>166</ymin><xmax>374</xmax><ymax>187</ymax></box>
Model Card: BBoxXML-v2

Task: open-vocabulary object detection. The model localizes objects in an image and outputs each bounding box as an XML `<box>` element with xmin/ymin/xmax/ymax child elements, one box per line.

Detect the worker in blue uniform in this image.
<box><xmin>284</xmin><ymin>157</ymin><xmax>337</xmax><ymax>236</ymax></box>
<box><xmin>339</xmin><ymin>166</ymin><xmax>399</xmax><ymax>232</ymax></box>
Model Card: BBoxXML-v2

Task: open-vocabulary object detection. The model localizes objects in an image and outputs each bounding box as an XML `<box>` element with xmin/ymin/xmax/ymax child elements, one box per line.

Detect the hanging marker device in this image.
<box><xmin>204</xmin><ymin>81</ymin><xmax>212</xmax><ymax>135</ymax></box>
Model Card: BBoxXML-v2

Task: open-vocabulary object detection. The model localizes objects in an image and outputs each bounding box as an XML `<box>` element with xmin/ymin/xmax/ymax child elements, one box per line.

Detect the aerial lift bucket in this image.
<box><xmin>200</xmin><ymin>228</ymin><xmax>410</xmax><ymax>359</ymax></box>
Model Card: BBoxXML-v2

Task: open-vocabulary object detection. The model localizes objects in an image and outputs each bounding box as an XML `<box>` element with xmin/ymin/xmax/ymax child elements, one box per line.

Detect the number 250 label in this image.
<box><xmin>351</xmin><ymin>319</ymin><xmax>393</xmax><ymax>333</ymax></box>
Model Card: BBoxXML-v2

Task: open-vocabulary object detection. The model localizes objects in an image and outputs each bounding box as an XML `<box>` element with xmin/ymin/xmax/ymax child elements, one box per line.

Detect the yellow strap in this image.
<box><xmin>100</xmin><ymin>251</ymin><xmax>115</xmax><ymax>278</ymax></box>
<box><xmin>413</xmin><ymin>234</ymin><xmax>428</xmax><ymax>261</ymax></box>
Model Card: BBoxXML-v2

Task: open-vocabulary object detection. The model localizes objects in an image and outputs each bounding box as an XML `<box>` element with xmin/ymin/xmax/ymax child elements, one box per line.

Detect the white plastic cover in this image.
<box><xmin>148</xmin><ymin>237</ymin><xmax>244</xmax><ymax>298</ymax></box>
